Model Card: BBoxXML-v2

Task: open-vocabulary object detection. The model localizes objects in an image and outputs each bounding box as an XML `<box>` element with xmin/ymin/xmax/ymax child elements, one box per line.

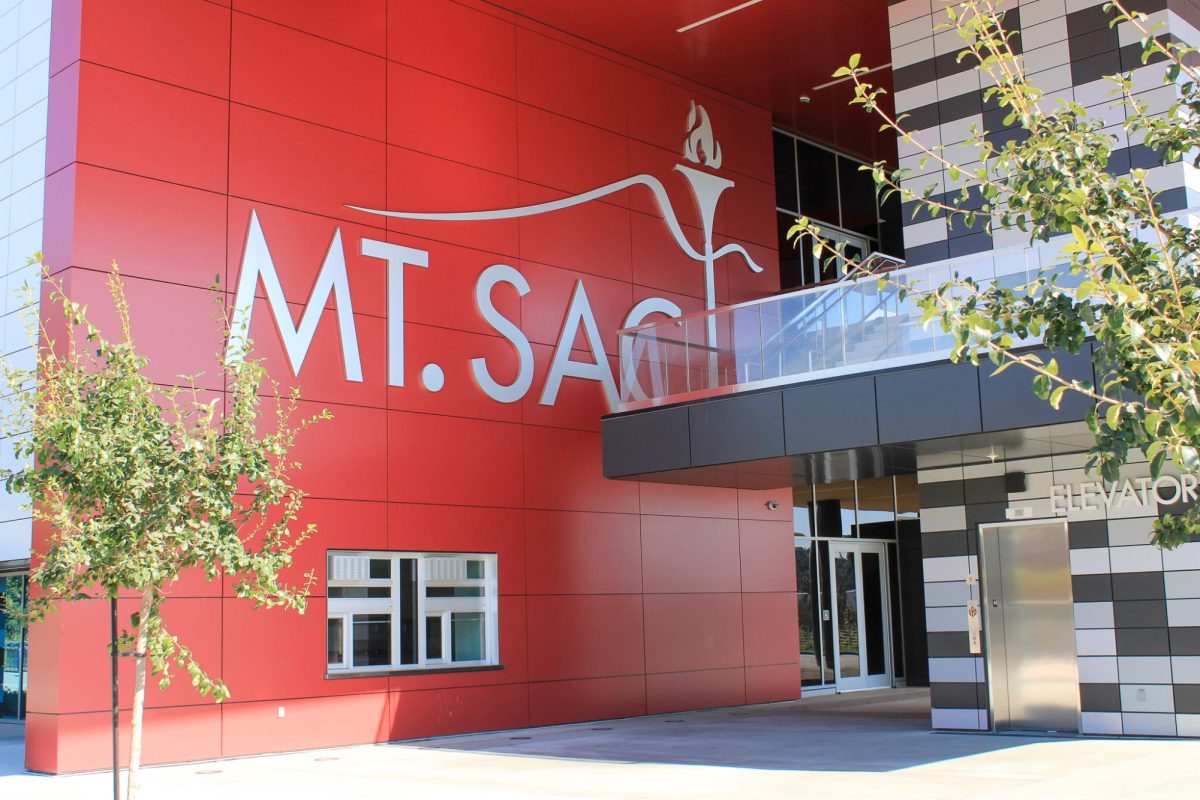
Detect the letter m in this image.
<box><xmin>227</xmin><ymin>210</ymin><xmax>363</xmax><ymax>382</ymax></box>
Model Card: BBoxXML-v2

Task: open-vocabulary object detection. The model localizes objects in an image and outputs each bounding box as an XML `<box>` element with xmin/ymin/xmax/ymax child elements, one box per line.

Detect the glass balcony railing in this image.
<box><xmin>615</xmin><ymin>242</ymin><xmax>1072</xmax><ymax>412</ymax></box>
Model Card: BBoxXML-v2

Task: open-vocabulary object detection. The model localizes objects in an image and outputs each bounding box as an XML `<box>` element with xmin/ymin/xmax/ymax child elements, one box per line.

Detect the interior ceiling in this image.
<box><xmin>488</xmin><ymin>0</ymin><xmax>897</xmax><ymax>162</ymax></box>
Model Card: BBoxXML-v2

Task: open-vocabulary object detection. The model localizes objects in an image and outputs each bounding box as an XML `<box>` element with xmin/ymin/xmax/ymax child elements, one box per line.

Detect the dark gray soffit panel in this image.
<box><xmin>980</xmin><ymin>347</ymin><xmax>1094</xmax><ymax>431</ymax></box>
<box><xmin>783</xmin><ymin>376</ymin><xmax>879</xmax><ymax>455</ymax></box>
<box><xmin>689</xmin><ymin>392</ymin><xmax>785</xmax><ymax>467</ymax></box>
<box><xmin>601</xmin><ymin>406</ymin><xmax>690</xmax><ymax>478</ymax></box>
<box><xmin>876</xmin><ymin>363</ymin><xmax>982</xmax><ymax>443</ymax></box>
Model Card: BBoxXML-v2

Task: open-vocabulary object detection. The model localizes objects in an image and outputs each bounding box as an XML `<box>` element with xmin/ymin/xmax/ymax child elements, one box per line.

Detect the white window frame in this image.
<box><xmin>327</xmin><ymin>551</ymin><xmax>499</xmax><ymax>674</ymax></box>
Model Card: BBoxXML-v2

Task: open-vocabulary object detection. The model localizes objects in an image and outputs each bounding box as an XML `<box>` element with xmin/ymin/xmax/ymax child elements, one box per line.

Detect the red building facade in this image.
<box><xmin>26</xmin><ymin>0</ymin><xmax>800</xmax><ymax>772</ymax></box>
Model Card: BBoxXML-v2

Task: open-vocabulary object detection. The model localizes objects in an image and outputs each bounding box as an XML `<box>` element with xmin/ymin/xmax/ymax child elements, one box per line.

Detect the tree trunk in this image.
<box><xmin>126</xmin><ymin>591</ymin><xmax>153</xmax><ymax>800</ymax></box>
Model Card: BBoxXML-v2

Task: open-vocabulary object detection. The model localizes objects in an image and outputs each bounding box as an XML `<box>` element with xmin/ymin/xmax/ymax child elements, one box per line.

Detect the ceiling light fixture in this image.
<box><xmin>676</xmin><ymin>0</ymin><xmax>765</xmax><ymax>33</ymax></box>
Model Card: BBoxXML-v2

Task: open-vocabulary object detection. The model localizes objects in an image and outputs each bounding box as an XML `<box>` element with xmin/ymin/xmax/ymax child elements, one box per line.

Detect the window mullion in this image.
<box><xmin>416</xmin><ymin>556</ymin><xmax>427</xmax><ymax>667</ymax></box>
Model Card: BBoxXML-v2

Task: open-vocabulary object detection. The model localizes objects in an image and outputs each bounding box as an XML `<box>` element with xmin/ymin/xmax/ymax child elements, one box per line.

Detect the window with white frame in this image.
<box><xmin>326</xmin><ymin>551</ymin><xmax>498</xmax><ymax>673</ymax></box>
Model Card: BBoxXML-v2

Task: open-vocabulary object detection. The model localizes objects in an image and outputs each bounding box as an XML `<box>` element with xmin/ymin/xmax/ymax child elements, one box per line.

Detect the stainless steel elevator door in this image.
<box><xmin>980</xmin><ymin>521</ymin><xmax>1079</xmax><ymax>733</ymax></box>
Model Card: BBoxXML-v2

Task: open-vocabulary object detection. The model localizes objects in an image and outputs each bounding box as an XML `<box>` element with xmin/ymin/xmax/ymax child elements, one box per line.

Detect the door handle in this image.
<box><xmin>991</xmin><ymin>599</ymin><xmax>1000</xmax><ymax>607</ymax></box>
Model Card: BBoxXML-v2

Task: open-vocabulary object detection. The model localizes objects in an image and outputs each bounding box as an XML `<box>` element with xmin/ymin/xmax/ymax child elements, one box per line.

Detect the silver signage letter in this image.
<box><xmin>540</xmin><ymin>280</ymin><xmax>618</xmax><ymax>410</ymax></box>
<box><xmin>472</xmin><ymin>264</ymin><xmax>534</xmax><ymax>404</ymax></box>
<box><xmin>228</xmin><ymin>210</ymin><xmax>362</xmax><ymax>381</ymax></box>
<box><xmin>361</xmin><ymin>238</ymin><xmax>429</xmax><ymax>387</ymax></box>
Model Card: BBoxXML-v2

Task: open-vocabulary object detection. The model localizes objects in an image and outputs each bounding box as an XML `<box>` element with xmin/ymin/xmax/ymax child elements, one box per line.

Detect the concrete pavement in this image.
<box><xmin>2</xmin><ymin>689</ymin><xmax>1199</xmax><ymax>799</ymax></box>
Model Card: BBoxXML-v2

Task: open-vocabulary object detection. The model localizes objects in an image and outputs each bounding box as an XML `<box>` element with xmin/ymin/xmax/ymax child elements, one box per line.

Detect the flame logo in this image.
<box><xmin>683</xmin><ymin>101</ymin><xmax>722</xmax><ymax>169</ymax></box>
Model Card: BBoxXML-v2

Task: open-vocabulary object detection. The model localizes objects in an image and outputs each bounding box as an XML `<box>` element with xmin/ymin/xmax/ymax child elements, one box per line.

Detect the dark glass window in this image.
<box><xmin>452</xmin><ymin>612</ymin><xmax>485</xmax><ymax>662</ymax></box>
<box><xmin>795</xmin><ymin>140</ymin><xmax>839</xmax><ymax>224</ymax></box>
<box><xmin>426</xmin><ymin>616</ymin><xmax>443</xmax><ymax>661</ymax></box>
<box><xmin>772</xmin><ymin>129</ymin><xmax>904</xmax><ymax>290</ymax></box>
<box><xmin>352</xmin><ymin>614</ymin><xmax>392</xmax><ymax>667</ymax></box>
<box><xmin>327</xmin><ymin>618</ymin><xmax>344</xmax><ymax>666</ymax></box>
<box><xmin>1</xmin><ymin>575</ymin><xmax>28</xmax><ymax>720</ymax></box>
<box><xmin>400</xmin><ymin>558</ymin><xmax>417</xmax><ymax>665</ymax></box>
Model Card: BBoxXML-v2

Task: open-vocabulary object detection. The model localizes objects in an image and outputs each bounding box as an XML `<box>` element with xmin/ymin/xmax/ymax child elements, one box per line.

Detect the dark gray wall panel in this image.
<box><xmin>876</xmin><ymin>363</ymin><xmax>981</xmax><ymax>443</ymax></box>
<box><xmin>980</xmin><ymin>347</ymin><xmax>1095</xmax><ymax>431</ymax></box>
<box><xmin>689</xmin><ymin>392</ymin><xmax>785</xmax><ymax>466</ymax></box>
<box><xmin>782</xmin><ymin>377</ymin><xmax>878</xmax><ymax>455</ymax></box>
<box><xmin>601</xmin><ymin>406</ymin><xmax>691</xmax><ymax>478</ymax></box>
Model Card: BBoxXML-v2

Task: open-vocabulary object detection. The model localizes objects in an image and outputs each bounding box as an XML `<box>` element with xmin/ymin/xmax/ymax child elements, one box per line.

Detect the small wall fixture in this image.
<box><xmin>766</xmin><ymin>500</ymin><xmax>780</xmax><ymax>510</ymax></box>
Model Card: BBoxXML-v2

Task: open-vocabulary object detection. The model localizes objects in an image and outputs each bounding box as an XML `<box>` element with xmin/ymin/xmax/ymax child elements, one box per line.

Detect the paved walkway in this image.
<box><xmin>2</xmin><ymin>689</ymin><xmax>1199</xmax><ymax>799</ymax></box>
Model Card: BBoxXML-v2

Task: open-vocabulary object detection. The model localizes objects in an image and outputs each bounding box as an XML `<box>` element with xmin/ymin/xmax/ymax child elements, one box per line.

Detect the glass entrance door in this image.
<box><xmin>828</xmin><ymin>541</ymin><xmax>892</xmax><ymax>692</ymax></box>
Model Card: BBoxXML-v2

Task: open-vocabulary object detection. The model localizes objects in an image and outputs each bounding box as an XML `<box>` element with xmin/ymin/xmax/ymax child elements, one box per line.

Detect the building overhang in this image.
<box><xmin>602</xmin><ymin>345</ymin><xmax>1101</xmax><ymax>488</ymax></box>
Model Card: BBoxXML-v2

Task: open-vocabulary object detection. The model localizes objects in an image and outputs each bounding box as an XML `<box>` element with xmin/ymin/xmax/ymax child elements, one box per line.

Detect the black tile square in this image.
<box><xmin>1070</xmin><ymin>50</ymin><xmax>1123</xmax><ymax>87</ymax></box>
<box><xmin>966</xmin><ymin>502</ymin><xmax>1009</xmax><ymax>532</ymax></box>
<box><xmin>1175</xmin><ymin>685</ymin><xmax>1200</xmax><ymax>714</ymax></box>
<box><xmin>1113</xmin><ymin>600</ymin><xmax>1168</xmax><ymax>628</ymax></box>
<box><xmin>927</xmin><ymin>631</ymin><xmax>971</xmax><ymax>658</ymax></box>
<box><xmin>1111</xmin><ymin>572</ymin><xmax>1166</xmax><ymax>601</ymax></box>
<box><xmin>931</xmin><ymin>682</ymin><xmax>986</xmax><ymax>709</ymax></box>
<box><xmin>1080</xmin><ymin>683</ymin><xmax>1121</xmax><ymax>712</ymax></box>
<box><xmin>1115</xmin><ymin>627</ymin><xmax>1171</xmax><ymax>655</ymax></box>
<box><xmin>922</xmin><ymin>531</ymin><xmax>973</xmax><ymax>558</ymax></box>
<box><xmin>1069</xmin><ymin>520</ymin><xmax>1109</xmax><ymax>550</ymax></box>
<box><xmin>919</xmin><ymin>480</ymin><xmax>965</xmax><ymax>509</ymax></box>
<box><xmin>964</xmin><ymin>477</ymin><xmax>1008</xmax><ymax>505</ymax></box>
<box><xmin>1170</xmin><ymin>627</ymin><xmax>1200</xmax><ymax>655</ymax></box>
<box><xmin>1073</xmin><ymin>573</ymin><xmax>1113</xmax><ymax>602</ymax></box>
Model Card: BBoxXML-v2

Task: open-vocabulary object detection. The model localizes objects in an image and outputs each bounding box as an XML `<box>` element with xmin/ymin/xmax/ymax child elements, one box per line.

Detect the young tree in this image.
<box><xmin>1</xmin><ymin>263</ymin><xmax>327</xmax><ymax>798</ymax></box>
<box><xmin>792</xmin><ymin>0</ymin><xmax>1200</xmax><ymax>547</ymax></box>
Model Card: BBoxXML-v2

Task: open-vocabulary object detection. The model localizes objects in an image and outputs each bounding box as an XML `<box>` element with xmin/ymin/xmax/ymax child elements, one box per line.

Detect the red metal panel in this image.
<box><xmin>742</xmin><ymin>592</ymin><xmax>801</xmax><ymax>667</ymax></box>
<box><xmin>74</xmin><ymin>63</ymin><xmax>228</xmax><ymax>192</ymax></box>
<box><xmin>63</xmin><ymin>165</ymin><xmax>228</xmax><ymax>290</ymax></box>
<box><xmin>529</xmin><ymin>675</ymin><xmax>647</xmax><ymax>726</ymax></box>
<box><xmin>519</xmin><ymin>260</ymin><xmax>632</xmax><ymax>352</ymax></box>
<box><xmin>232</xmin><ymin>13</ymin><xmax>386</xmax><ymax>141</ymax></box>
<box><xmin>389</xmin><ymin>683</ymin><xmax>530</xmax><ymax>740</ymax></box>
<box><xmin>524</xmin><ymin>510</ymin><xmax>642</xmax><ymax>595</ymax></box>
<box><xmin>643</xmin><ymin>593</ymin><xmax>744</xmax><ymax>673</ymax></box>
<box><xmin>739</xmin><ymin>519</ymin><xmax>797</xmax><ymax>593</ymax></box>
<box><xmin>745</xmin><ymin>663</ymin><xmax>802</xmax><ymax>705</ymax></box>
<box><xmin>387</xmin><ymin>0</ymin><xmax>518</xmax><ymax>97</ymax></box>
<box><xmin>514</xmin><ymin>26</ymin><xmax>627</xmax><ymax>133</ymax></box>
<box><xmin>639</xmin><ymin>483</ymin><xmax>740</xmax><ymax>519</ymax></box>
<box><xmin>645</xmin><ymin>667</ymin><xmax>746</xmax><ymax>715</ymax></box>
<box><xmin>516</xmin><ymin>104</ymin><xmax>630</xmax><ymax>200</ymax></box>
<box><xmin>526</xmin><ymin>594</ymin><xmax>645</xmax><ymax>682</ymax></box>
<box><xmin>641</xmin><ymin>515</ymin><xmax>741</xmax><ymax>594</ymax></box>
<box><xmin>221</xmin><ymin>693</ymin><xmax>392</xmax><ymax>757</ymax></box>
<box><xmin>517</xmin><ymin>182</ymin><xmax>633</xmax><ymax>282</ymax></box>
<box><xmin>387</xmin><ymin>411</ymin><xmax>524</xmax><ymax>507</ymax></box>
<box><xmin>230</xmin><ymin>104</ymin><xmax>386</xmax><ymax>223</ymax></box>
<box><xmin>523</xmin><ymin>426</ymin><xmax>639</xmax><ymax>514</ymax></box>
<box><xmin>28</xmin><ymin>705</ymin><xmax>222</xmax><ymax>772</ymax></box>
<box><xmin>79</xmin><ymin>0</ymin><xmax>231</xmax><ymax>97</ymax></box>
<box><xmin>387</xmin><ymin>61</ymin><xmax>519</xmax><ymax>176</ymax></box>
<box><xmin>234</xmin><ymin>0</ymin><xmax>387</xmax><ymax>55</ymax></box>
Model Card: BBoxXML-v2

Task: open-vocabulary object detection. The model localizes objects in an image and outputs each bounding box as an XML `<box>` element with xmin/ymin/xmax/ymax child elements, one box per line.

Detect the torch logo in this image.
<box><xmin>349</xmin><ymin>101</ymin><xmax>763</xmax><ymax>342</ymax></box>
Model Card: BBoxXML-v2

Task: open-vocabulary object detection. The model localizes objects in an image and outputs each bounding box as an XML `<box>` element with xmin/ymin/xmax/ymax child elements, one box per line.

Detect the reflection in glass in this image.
<box><xmin>814</xmin><ymin>481</ymin><xmax>856</xmax><ymax>537</ymax></box>
<box><xmin>833</xmin><ymin>550</ymin><xmax>860</xmax><ymax>679</ymax></box>
<box><xmin>1</xmin><ymin>576</ymin><xmax>28</xmax><ymax>719</ymax></box>
<box><xmin>452</xmin><ymin>612</ymin><xmax>485</xmax><ymax>662</ymax></box>
<box><xmin>856</xmin><ymin>476</ymin><xmax>897</xmax><ymax>538</ymax></box>
<box><xmin>400</xmin><ymin>558</ymin><xmax>417</xmax><ymax>665</ymax></box>
<box><xmin>353</xmin><ymin>614</ymin><xmax>392</xmax><ymax>667</ymax></box>
<box><xmin>793</xmin><ymin>485</ymin><xmax>814</xmax><ymax>535</ymax></box>
<box><xmin>795</xmin><ymin>538</ymin><xmax>821</xmax><ymax>686</ymax></box>
<box><xmin>862</xmin><ymin>552</ymin><xmax>887</xmax><ymax>676</ymax></box>
<box><xmin>426</xmin><ymin>616</ymin><xmax>443</xmax><ymax>661</ymax></box>
<box><xmin>327</xmin><ymin>617</ymin><xmax>344</xmax><ymax>667</ymax></box>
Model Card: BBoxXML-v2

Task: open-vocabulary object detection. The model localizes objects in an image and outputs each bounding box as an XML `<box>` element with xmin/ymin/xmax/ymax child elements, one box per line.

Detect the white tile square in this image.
<box><xmin>1120</xmin><ymin>684</ymin><xmax>1175</xmax><ymax>714</ymax></box>
<box><xmin>1117</xmin><ymin>657</ymin><xmax>1173</xmax><ymax>684</ymax></box>
<box><xmin>1107</xmin><ymin>517</ymin><xmax>1154</xmax><ymax>547</ymax></box>
<box><xmin>1173</xmin><ymin>657</ymin><xmax>1200</xmax><ymax>683</ymax></box>
<box><xmin>1166</xmin><ymin>571</ymin><xmax>1200</xmax><ymax>599</ymax></box>
<box><xmin>1121</xmin><ymin>712</ymin><xmax>1177</xmax><ymax>736</ymax></box>
<box><xmin>926</xmin><ymin>605</ymin><xmax>968</xmax><ymax>632</ymax></box>
<box><xmin>1164</xmin><ymin>543</ymin><xmax>1200</xmax><ymax>572</ymax></box>
<box><xmin>1073</xmin><ymin>601</ymin><xmax>1114</xmax><ymax>629</ymax></box>
<box><xmin>1070</xmin><ymin>547</ymin><xmax>1110</xmax><ymax>575</ymax></box>
<box><xmin>929</xmin><ymin>657</ymin><xmax>979</xmax><ymax>683</ymax></box>
<box><xmin>1080</xmin><ymin>711</ymin><xmax>1122</xmax><ymax>735</ymax></box>
<box><xmin>925</xmin><ymin>580</ymin><xmax>970</xmax><ymax>607</ymax></box>
<box><xmin>1076</xmin><ymin>628</ymin><xmax>1116</xmax><ymax>656</ymax></box>
<box><xmin>1077</xmin><ymin>656</ymin><xmax>1118</xmax><ymax>683</ymax></box>
<box><xmin>1108</xmin><ymin>545</ymin><xmax>1163</xmax><ymax>573</ymax></box>
<box><xmin>1177</xmin><ymin>714</ymin><xmax>1200</xmax><ymax>737</ymax></box>
<box><xmin>1168</xmin><ymin>599</ymin><xmax>1200</xmax><ymax>628</ymax></box>
<box><xmin>931</xmin><ymin>707</ymin><xmax>986</xmax><ymax>730</ymax></box>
